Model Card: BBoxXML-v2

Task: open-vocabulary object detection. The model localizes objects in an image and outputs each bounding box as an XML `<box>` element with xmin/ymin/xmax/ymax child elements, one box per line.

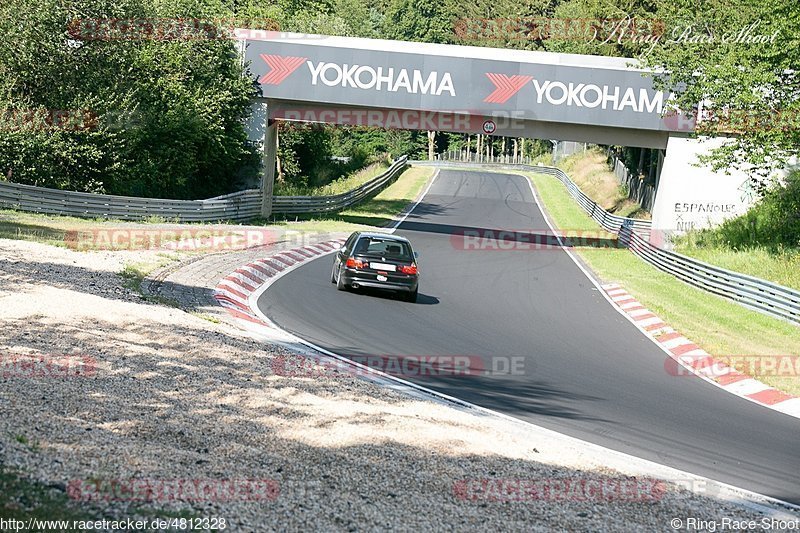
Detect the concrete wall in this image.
<box><xmin>651</xmin><ymin>136</ymin><xmax>758</xmax><ymax>243</ymax></box>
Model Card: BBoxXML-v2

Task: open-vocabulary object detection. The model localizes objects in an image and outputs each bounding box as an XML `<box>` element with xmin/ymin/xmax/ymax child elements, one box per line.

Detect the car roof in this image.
<box><xmin>354</xmin><ymin>231</ymin><xmax>411</xmax><ymax>243</ymax></box>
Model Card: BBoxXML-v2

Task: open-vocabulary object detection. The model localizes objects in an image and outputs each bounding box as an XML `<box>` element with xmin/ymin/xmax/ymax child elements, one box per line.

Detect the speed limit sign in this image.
<box><xmin>482</xmin><ymin>120</ymin><xmax>496</xmax><ymax>134</ymax></box>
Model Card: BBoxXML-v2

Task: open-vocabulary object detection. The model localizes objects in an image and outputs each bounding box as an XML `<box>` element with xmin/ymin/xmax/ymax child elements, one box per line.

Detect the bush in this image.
<box><xmin>0</xmin><ymin>1</ymin><xmax>259</xmax><ymax>200</ymax></box>
<box><xmin>276</xmin><ymin>123</ymin><xmax>418</xmax><ymax>191</ymax></box>
<box><xmin>0</xmin><ymin>130</ymin><xmax>107</xmax><ymax>192</ymax></box>
<box><xmin>686</xmin><ymin>171</ymin><xmax>800</xmax><ymax>250</ymax></box>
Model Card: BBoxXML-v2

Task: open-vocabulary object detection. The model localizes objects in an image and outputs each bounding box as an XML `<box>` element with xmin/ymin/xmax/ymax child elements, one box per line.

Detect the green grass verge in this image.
<box><xmin>0</xmin><ymin>467</ymin><xmax>200</xmax><ymax>527</ymax></box>
<box><xmin>261</xmin><ymin>166</ymin><xmax>434</xmax><ymax>234</ymax></box>
<box><xmin>0</xmin><ymin>211</ymin><xmax>101</xmax><ymax>247</ymax></box>
<box><xmin>673</xmin><ymin>238</ymin><xmax>800</xmax><ymax>292</ymax></box>
<box><xmin>0</xmin><ymin>211</ymin><xmax>264</xmax><ymax>250</ymax></box>
<box><xmin>525</xmin><ymin>171</ymin><xmax>800</xmax><ymax>396</ymax></box>
<box><xmin>272</xmin><ymin>160</ymin><xmax>390</xmax><ymax>196</ymax></box>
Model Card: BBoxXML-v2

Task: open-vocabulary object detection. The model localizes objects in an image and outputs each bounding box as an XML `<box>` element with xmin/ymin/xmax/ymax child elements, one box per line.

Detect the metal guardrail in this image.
<box><xmin>271</xmin><ymin>156</ymin><xmax>408</xmax><ymax>215</ymax></box>
<box><xmin>435</xmin><ymin>151</ymin><xmax>537</xmax><ymax>165</ymax></box>
<box><xmin>623</xmin><ymin>228</ymin><xmax>800</xmax><ymax>324</ymax></box>
<box><xmin>413</xmin><ymin>158</ymin><xmax>800</xmax><ymax>324</ymax></box>
<box><xmin>0</xmin><ymin>181</ymin><xmax>262</xmax><ymax>222</ymax></box>
<box><xmin>0</xmin><ymin>156</ymin><xmax>408</xmax><ymax>222</ymax></box>
<box><xmin>531</xmin><ymin>165</ymin><xmax>653</xmax><ymax>234</ymax></box>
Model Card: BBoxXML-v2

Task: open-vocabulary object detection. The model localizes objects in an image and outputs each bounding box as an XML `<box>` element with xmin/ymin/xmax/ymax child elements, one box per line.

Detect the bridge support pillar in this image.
<box><xmin>260</xmin><ymin>119</ymin><xmax>278</xmax><ymax>219</ymax></box>
<box><xmin>650</xmin><ymin>135</ymin><xmax>757</xmax><ymax>246</ymax></box>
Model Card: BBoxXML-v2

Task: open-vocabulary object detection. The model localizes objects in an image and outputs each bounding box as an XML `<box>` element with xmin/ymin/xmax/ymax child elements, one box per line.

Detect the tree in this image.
<box><xmin>0</xmin><ymin>0</ymin><xmax>260</xmax><ymax>198</ymax></box>
<box><xmin>541</xmin><ymin>0</ymin><xmax>800</xmax><ymax>183</ymax></box>
<box><xmin>639</xmin><ymin>0</ymin><xmax>800</xmax><ymax>180</ymax></box>
<box><xmin>543</xmin><ymin>0</ymin><xmax>661</xmax><ymax>57</ymax></box>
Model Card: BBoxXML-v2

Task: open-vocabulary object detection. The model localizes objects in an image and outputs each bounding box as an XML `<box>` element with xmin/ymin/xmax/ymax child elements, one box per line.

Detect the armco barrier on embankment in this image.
<box><xmin>0</xmin><ymin>156</ymin><xmax>408</xmax><ymax>222</ymax></box>
<box><xmin>270</xmin><ymin>156</ymin><xmax>408</xmax><ymax>215</ymax></box>
<box><xmin>411</xmin><ymin>159</ymin><xmax>800</xmax><ymax>325</ymax></box>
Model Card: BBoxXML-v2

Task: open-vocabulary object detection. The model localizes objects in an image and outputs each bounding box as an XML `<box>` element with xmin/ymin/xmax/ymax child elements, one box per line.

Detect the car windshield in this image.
<box><xmin>354</xmin><ymin>238</ymin><xmax>413</xmax><ymax>261</ymax></box>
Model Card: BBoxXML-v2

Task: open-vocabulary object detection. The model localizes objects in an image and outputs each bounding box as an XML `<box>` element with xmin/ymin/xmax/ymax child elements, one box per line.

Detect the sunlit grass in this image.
<box><xmin>262</xmin><ymin>166</ymin><xmax>434</xmax><ymax>234</ymax></box>
<box><xmin>273</xmin><ymin>160</ymin><xmax>390</xmax><ymax>196</ymax></box>
<box><xmin>674</xmin><ymin>236</ymin><xmax>800</xmax><ymax>292</ymax></box>
<box><xmin>557</xmin><ymin>149</ymin><xmax>650</xmax><ymax>220</ymax></box>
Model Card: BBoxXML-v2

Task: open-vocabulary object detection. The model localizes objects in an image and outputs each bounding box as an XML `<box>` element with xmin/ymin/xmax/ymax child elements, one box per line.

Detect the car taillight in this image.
<box><xmin>345</xmin><ymin>258</ymin><xmax>365</xmax><ymax>269</ymax></box>
<box><xmin>398</xmin><ymin>264</ymin><xmax>418</xmax><ymax>275</ymax></box>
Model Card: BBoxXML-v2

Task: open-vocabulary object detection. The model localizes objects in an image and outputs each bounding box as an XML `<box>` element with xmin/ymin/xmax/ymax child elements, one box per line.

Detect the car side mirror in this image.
<box><xmin>339</xmin><ymin>246</ymin><xmax>347</xmax><ymax>253</ymax></box>
<box><xmin>414</xmin><ymin>251</ymin><xmax>419</xmax><ymax>259</ymax></box>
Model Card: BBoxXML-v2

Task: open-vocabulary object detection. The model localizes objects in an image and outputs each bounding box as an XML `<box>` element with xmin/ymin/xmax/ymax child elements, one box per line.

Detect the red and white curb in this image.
<box><xmin>213</xmin><ymin>239</ymin><xmax>346</xmax><ymax>333</ymax></box>
<box><xmin>601</xmin><ymin>283</ymin><xmax>800</xmax><ymax>419</ymax></box>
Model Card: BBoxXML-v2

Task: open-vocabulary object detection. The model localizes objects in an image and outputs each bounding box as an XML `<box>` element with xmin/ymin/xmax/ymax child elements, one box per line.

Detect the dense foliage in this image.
<box><xmin>3</xmin><ymin>0</ymin><xmax>797</xmax><ymax>201</ymax></box>
<box><xmin>684</xmin><ymin>171</ymin><xmax>800</xmax><ymax>249</ymax></box>
<box><xmin>641</xmin><ymin>0</ymin><xmax>800</xmax><ymax>182</ymax></box>
<box><xmin>548</xmin><ymin>0</ymin><xmax>800</xmax><ymax>181</ymax></box>
<box><xmin>0</xmin><ymin>0</ymin><xmax>268</xmax><ymax>198</ymax></box>
<box><xmin>0</xmin><ymin>0</ymin><xmax>565</xmax><ymax>198</ymax></box>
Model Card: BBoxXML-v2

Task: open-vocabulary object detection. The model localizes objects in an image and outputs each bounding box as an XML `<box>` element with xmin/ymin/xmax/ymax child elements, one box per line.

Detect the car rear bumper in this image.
<box><xmin>342</xmin><ymin>270</ymin><xmax>418</xmax><ymax>292</ymax></box>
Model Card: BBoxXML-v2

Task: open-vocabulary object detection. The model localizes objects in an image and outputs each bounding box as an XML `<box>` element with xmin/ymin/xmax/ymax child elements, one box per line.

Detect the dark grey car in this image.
<box><xmin>331</xmin><ymin>232</ymin><xmax>419</xmax><ymax>302</ymax></box>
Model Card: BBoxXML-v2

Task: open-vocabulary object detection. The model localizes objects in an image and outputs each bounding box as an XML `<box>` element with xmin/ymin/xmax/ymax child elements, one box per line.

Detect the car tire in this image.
<box><xmin>336</xmin><ymin>267</ymin><xmax>349</xmax><ymax>291</ymax></box>
<box><xmin>405</xmin><ymin>288</ymin><xmax>418</xmax><ymax>303</ymax></box>
<box><xmin>331</xmin><ymin>262</ymin><xmax>337</xmax><ymax>283</ymax></box>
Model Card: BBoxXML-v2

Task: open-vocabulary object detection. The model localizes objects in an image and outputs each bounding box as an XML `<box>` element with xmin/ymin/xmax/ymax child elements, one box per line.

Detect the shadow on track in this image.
<box><xmin>400</xmin><ymin>220</ymin><xmax>619</xmax><ymax>249</ymax></box>
<box><xmin>342</xmin><ymin>286</ymin><xmax>439</xmax><ymax>305</ymax></box>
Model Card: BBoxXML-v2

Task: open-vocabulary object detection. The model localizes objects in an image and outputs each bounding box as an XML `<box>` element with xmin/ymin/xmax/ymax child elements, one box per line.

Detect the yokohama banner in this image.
<box><xmin>243</xmin><ymin>35</ymin><xmax>676</xmax><ymax>132</ymax></box>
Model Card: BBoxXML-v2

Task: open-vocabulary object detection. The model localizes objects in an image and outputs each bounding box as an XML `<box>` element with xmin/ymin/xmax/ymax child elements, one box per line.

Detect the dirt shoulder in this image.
<box><xmin>0</xmin><ymin>237</ymin><xmax>790</xmax><ymax>531</ymax></box>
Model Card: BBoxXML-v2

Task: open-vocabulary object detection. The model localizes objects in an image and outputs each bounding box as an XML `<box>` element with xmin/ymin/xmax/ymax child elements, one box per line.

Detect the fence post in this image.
<box><xmin>260</xmin><ymin>120</ymin><xmax>278</xmax><ymax>218</ymax></box>
<box><xmin>618</xmin><ymin>219</ymin><xmax>633</xmax><ymax>248</ymax></box>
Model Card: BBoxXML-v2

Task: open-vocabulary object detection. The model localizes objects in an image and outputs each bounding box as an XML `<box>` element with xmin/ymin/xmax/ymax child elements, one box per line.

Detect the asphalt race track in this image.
<box><xmin>258</xmin><ymin>169</ymin><xmax>800</xmax><ymax>504</ymax></box>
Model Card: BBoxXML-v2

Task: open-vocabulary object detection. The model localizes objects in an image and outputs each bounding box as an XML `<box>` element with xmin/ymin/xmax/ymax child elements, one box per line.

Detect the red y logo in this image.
<box><xmin>259</xmin><ymin>55</ymin><xmax>307</xmax><ymax>85</ymax></box>
<box><xmin>483</xmin><ymin>74</ymin><xmax>533</xmax><ymax>104</ymax></box>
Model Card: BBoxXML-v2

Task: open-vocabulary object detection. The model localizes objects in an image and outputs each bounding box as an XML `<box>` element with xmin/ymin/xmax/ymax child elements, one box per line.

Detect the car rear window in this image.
<box><xmin>354</xmin><ymin>238</ymin><xmax>412</xmax><ymax>260</ymax></box>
